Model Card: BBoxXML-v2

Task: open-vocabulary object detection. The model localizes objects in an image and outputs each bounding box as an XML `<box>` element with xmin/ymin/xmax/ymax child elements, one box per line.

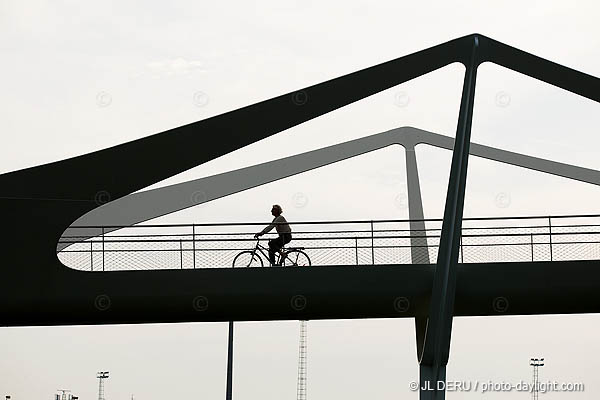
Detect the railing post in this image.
<box><xmin>192</xmin><ymin>224</ymin><xmax>196</xmax><ymax>269</ymax></box>
<box><xmin>548</xmin><ymin>216</ymin><xmax>553</xmax><ymax>261</ymax></box>
<box><xmin>370</xmin><ymin>220</ymin><xmax>375</xmax><ymax>265</ymax></box>
<box><xmin>460</xmin><ymin>235</ymin><xmax>464</xmax><ymax>263</ymax></box>
<box><xmin>180</xmin><ymin>239</ymin><xmax>183</xmax><ymax>269</ymax></box>
<box><xmin>102</xmin><ymin>226</ymin><xmax>105</xmax><ymax>272</ymax></box>
<box><xmin>355</xmin><ymin>237</ymin><xmax>359</xmax><ymax>265</ymax></box>
<box><xmin>90</xmin><ymin>240</ymin><xmax>93</xmax><ymax>271</ymax></box>
<box><xmin>530</xmin><ymin>233</ymin><xmax>534</xmax><ymax>262</ymax></box>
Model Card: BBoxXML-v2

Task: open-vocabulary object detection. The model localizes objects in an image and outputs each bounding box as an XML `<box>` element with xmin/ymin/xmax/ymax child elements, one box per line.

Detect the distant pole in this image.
<box><xmin>57</xmin><ymin>390</ymin><xmax>71</xmax><ymax>400</ymax></box>
<box><xmin>226</xmin><ymin>321</ymin><xmax>234</xmax><ymax>400</ymax></box>
<box><xmin>297</xmin><ymin>320</ymin><xmax>308</xmax><ymax>400</ymax></box>
<box><xmin>97</xmin><ymin>371</ymin><xmax>109</xmax><ymax>400</ymax></box>
<box><xmin>530</xmin><ymin>358</ymin><xmax>544</xmax><ymax>400</ymax></box>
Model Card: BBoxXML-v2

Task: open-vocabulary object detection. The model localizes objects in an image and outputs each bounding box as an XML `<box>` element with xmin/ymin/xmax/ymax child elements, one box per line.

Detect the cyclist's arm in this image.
<box><xmin>256</xmin><ymin>218</ymin><xmax>276</xmax><ymax>236</ymax></box>
<box><xmin>260</xmin><ymin>222</ymin><xmax>275</xmax><ymax>234</ymax></box>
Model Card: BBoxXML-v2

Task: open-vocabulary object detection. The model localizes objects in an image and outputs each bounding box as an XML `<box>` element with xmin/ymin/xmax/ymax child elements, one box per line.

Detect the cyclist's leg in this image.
<box><xmin>277</xmin><ymin>233</ymin><xmax>293</xmax><ymax>265</ymax></box>
<box><xmin>268</xmin><ymin>236</ymin><xmax>284</xmax><ymax>266</ymax></box>
<box><xmin>275</xmin><ymin>234</ymin><xmax>292</xmax><ymax>265</ymax></box>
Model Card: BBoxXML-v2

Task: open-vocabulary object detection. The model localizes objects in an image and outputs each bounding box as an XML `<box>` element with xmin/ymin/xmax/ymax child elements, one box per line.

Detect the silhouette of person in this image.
<box><xmin>254</xmin><ymin>204</ymin><xmax>292</xmax><ymax>266</ymax></box>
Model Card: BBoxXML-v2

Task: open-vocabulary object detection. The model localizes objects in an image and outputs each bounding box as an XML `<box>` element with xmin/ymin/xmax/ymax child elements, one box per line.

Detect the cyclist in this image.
<box><xmin>254</xmin><ymin>204</ymin><xmax>292</xmax><ymax>266</ymax></box>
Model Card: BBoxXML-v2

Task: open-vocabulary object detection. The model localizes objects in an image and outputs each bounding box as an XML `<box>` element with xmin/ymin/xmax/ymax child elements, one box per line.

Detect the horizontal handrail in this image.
<box><xmin>57</xmin><ymin>229</ymin><xmax>600</xmax><ymax>245</ymax></box>
<box><xmin>66</xmin><ymin>213</ymin><xmax>600</xmax><ymax>230</ymax></box>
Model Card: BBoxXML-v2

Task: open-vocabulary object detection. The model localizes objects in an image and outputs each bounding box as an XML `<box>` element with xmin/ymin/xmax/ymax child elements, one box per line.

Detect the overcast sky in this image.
<box><xmin>2</xmin><ymin>1</ymin><xmax>600</xmax><ymax>399</ymax></box>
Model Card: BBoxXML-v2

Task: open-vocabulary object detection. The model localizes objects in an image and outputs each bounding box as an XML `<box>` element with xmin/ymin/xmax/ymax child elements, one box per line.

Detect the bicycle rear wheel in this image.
<box><xmin>232</xmin><ymin>251</ymin><xmax>264</xmax><ymax>268</ymax></box>
<box><xmin>281</xmin><ymin>250</ymin><xmax>311</xmax><ymax>267</ymax></box>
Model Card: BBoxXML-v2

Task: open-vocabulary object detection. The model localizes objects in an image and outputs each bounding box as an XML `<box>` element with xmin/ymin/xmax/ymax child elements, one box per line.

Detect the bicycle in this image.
<box><xmin>232</xmin><ymin>238</ymin><xmax>311</xmax><ymax>267</ymax></box>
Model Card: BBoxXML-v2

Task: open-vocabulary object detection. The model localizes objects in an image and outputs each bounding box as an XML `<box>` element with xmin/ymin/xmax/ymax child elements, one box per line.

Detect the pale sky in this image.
<box><xmin>1</xmin><ymin>1</ymin><xmax>600</xmax><ymax>399</ymax></box>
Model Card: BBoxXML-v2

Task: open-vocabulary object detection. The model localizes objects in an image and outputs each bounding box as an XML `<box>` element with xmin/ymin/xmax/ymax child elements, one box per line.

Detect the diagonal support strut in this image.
<box><xmin>418</xmin><ymin>35</ymin><xmax>481</xmax><ymax>400</ymax></box>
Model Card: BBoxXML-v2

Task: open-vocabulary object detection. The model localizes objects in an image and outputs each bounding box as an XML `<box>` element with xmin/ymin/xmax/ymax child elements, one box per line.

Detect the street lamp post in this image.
<box><xmin>97</xmin><ymin>371</ymin><xmax>110</xmax><ymax>400</ymax></box>
<box><xmin>529</xmin><ymin>358</ymin><xmax>545</xmax><ymax>400</ymax></box>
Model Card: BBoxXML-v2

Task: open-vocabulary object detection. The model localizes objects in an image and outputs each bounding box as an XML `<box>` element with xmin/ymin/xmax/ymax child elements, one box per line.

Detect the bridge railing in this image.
<box><xmin>57</xmin><ymin>214</ymin><xmax>600</xmax><ymax>271</ymax></box>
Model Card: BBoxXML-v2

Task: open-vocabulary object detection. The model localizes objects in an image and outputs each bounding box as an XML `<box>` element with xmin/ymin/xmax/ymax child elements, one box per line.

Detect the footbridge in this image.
<box><xmin>2</xmin><ymin>34</ymin><xmax>599</xmax><ymax>400</ymax></box>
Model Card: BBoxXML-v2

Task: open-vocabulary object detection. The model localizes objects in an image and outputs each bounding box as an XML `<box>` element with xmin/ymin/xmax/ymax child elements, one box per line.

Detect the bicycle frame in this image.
<box><xmin>234</xmin><ymin>239</ymin><xmax>309</xmax><ymax>268</ymax></box>
<box><xmin>249</xmin><ymin>239</ymin><xmax>285</xmax><ymax>266</ymax></box>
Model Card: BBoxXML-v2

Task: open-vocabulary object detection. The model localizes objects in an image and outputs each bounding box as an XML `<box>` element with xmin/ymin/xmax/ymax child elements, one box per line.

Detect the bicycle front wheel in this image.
<box><xmin>232</xmin><ymin>251</ymin><xmax>264</xmax><ymax>268</ymax></box>
<box><xmin>281</xmin><ymin>250</ymin><xmax>311</xmax><ymax>267</ymax></box>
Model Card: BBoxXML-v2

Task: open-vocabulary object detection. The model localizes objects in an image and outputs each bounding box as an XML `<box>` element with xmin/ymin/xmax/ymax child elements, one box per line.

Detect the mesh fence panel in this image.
<box><xmin>57</xmin><ymin>216</ymin><xmax>600</xmax><ymax>271</ymax></box>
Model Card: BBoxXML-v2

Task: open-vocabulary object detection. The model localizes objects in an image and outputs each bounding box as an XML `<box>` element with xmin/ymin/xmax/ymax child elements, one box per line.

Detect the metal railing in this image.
<box><xmin>57</xmin><ymin>214</ymin><xmax>600</xmax><ymax>271</ymax></box>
